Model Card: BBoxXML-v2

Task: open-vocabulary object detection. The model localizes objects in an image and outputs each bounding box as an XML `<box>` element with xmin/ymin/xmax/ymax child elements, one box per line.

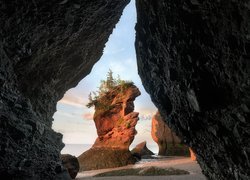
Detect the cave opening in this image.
<box><xmin>52</xmin><ymin>0</ymin><xmax>158</xmax><ymax>157</ymax></box>
<box><xmin>1</xmin><ymin>0</ymin><xmax>249</xmax><ymax>179</ymax></box>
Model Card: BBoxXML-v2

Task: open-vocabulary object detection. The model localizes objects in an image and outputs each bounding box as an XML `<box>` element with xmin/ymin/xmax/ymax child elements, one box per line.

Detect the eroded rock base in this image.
<box><xmin>78</xmin><ymin>148</ymin><xmax>136</xmax><ymax>171</ymax></box>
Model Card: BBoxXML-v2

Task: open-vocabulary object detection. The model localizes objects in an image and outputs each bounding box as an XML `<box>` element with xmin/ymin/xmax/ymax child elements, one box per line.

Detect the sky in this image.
<box><xmin>52</xmin><ymin>0</ymin><xmax>158</xmax><ymax>152</ymax></box>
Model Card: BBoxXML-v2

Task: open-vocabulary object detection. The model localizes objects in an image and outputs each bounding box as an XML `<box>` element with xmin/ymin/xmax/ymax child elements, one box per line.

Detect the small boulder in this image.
<box><xmin>131</xmin><ymin>141</ymin><xmax>154</xmax><ymax>159</ymax></box>
<box><xmin>78</xmin><ymin>148</ymin><xmax>136</xmax><ymax>171</ymax></box>
<box><xmin>61</xmin><ymin>154</ymin><xmax>79</xmax><ymax>179</ymax></box>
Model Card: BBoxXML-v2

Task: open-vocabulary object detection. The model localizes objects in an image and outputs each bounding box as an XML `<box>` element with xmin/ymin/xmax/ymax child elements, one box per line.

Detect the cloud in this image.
<box><xmin>139</xmin><ymin>114</ymin><xmax>153</xmax><ymax>121</ymax></box>
<box><xmin>62</xmin><ymin>131</ymin><xmax>97</xmax><ymax>144</ymax></box>
<box><xmin>82</xmin><ymin>113</ymin><xmax>94</xmax><ymax>120</ymax></box>
<box><xmin>55</xmin><ymin>111</ymin><xmax>75</xmax><ymax>118</ymax></box>
<box><xmin>58</xmin><ymin>92</ymin><xmax>86</xmax><ymax>107</ymax></box>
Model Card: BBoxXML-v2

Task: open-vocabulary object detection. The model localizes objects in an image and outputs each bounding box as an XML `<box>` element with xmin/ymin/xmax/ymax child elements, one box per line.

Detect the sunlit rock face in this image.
<box><xmin>135</xmin><ymin>0</ymin><xmax>250</xmax><ymax>179</ymax></box>
<box><xmin>93</xmin><ymin>84</ymin><xmax>141</xmax><ymax>149</ymax></box>
<box><xmin>0</xmin><ymin>0</ymin><xmax>130</xmax><ymax>179</ymax></box>
<box><xmin>151</xmin><ymin>112</ymin><xmax>189</xmax><ymax>156</ymax></box>
<box><xmin>78</xmin><ymin>84</ymin><xmax>140</xmax><ymax>171</ymax></box>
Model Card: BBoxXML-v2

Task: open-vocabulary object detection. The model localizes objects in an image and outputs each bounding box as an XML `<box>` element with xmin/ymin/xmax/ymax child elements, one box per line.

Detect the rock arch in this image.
<box><xmin>0</xmin><ymin>0</ymin><xmax>249</xmax><ymax>179</ymax></box>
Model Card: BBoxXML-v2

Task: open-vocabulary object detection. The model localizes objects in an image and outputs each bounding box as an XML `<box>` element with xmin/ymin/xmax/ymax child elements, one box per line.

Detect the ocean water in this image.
<box><xmin>61</xmin><ymin>144</ymin><xmax>159</xmax><ymax>157</ymax></box>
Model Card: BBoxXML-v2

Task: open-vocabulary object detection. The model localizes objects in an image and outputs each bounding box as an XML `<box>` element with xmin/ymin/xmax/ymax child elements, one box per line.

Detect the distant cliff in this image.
<box><xmin>152</xmin><ymin>111</ymin><xmax>189</xmax><ymax>156</ymax></box>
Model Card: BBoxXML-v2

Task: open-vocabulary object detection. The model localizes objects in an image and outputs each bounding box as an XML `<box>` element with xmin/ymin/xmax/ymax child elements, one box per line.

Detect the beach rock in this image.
<box><xmin>151</xmin><ymin>112</ymin><xmax>189</xmax><ymax>156</ymax></box>
<box><xmin>131</xmin><ymin>141</ymin><xmax>154</xmax><ymax>159</ymax></box>
<box><xmin>0</xmin><ymin>0</ymin><xmax>130</xmax><ymax>179</ymax></box>
<box><xmin>78</xmin><ymin>84</ymin><xmax>140</xmax><ymax>170</ymax></box>
<box><xmin>61</xmin><ymin>154</ymin><xmax>79</xmax><ymax>179</ymax></box>
<box><xmin>136</xmin><ymin>0</ymin><xmax>250</xmax><ymax>179</ymax></box>
<box><xmin>78</xmin><ymin>148</ymin><xmax>136</xmax><ymax>171</ymax></box>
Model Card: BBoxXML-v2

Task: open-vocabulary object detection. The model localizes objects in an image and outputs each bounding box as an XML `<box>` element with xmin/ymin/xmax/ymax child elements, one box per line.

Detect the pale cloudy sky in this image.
<box><xmin>52</xmin><ymin>0</ymin><xmax>158</xmax><ymax>152</ymax></box>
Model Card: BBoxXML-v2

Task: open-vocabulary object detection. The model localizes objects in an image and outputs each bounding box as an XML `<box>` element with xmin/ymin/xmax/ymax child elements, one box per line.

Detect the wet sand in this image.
<box><xmin>76</xmin><ymin>157</ymin><xmax>206</xmax><ymax>180</ymax></box>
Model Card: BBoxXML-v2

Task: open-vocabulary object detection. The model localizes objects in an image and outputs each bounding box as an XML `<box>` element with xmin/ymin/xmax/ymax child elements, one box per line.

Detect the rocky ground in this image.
<box><xmin>76</xmin><ymin>157</ymin><xmax>206</xmax><ymax>180</ymax></box>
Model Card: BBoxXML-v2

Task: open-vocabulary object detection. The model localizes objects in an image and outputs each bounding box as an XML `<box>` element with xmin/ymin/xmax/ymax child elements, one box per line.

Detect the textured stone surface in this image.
<box><xmin>93</xmin><ymin>84</ymin><xmax>141</xmax><ymax>149</ymax></box>
<box><xmin>151</xmin><ymin>112</ymin><xmax>189</xmax><ymax>156</ymax></box>
<box><xmin>61</xmin><ymin>154</ymin><xmax>79</xmax><ymax>179</ymax></box>
<box><xmin>136</xmin><ymin>0</ymin><xmax>250</xmax><ymax>179</ymax></box>
<box><xmin>78</xmin><ymin>84</ymin><xmax>140</xmax><ymax>170</ymax></box>
<box><xmin>78</xmin><ymin>148</ymin><xmax>136</xmax><ymax>171</ymax></box>
<box><xmin>0</xmin><ymin>0</ymin><xmax>130</xmax><ymax>179</ymax></box>
<box><xmin>1</xmin><ymin>0</ymin><xmax>250</xmax><ymax>179</ymax></box>
<box><xmin>131</xmin><ymin>141</ymin><xmax>154</xmax><ymax>159</ymax></box>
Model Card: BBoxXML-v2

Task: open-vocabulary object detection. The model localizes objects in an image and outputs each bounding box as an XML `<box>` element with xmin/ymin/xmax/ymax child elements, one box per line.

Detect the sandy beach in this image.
<box><xmin>76</xmin><ymin>157</ymin><xmax>206</xmax><ymax>180</ymax></box>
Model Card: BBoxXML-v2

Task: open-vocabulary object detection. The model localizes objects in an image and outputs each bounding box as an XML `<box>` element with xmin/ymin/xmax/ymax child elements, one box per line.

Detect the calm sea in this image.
<box><xmin>62</xmin><ymin>144</ymin><xmax>158</xmax><ymax>157</ymax></box>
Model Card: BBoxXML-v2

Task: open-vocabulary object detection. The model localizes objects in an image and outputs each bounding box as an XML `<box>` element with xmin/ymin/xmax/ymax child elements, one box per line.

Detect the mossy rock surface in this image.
<box><xmin>78</xmin><ymin>148</ymin><xmax>136</xmax><ymax>171</ymax></box>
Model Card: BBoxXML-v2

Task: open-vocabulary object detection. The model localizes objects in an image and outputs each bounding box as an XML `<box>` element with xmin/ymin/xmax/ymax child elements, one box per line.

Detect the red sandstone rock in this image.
<box><xmin>78</xmin><ymin>84</ymin><xmax>141</xmax><ymax>171</ymax></box>
<box><xmin>151</xmin><ymin>112</ymin><xmax>189</xmax><ymax>156</ymax></box>
<box><xmin>92</xmin><ymin>84</ymin><xmax>141</xmax><ymax>149</ymax></box>
<box><xmin>189</xmin><ymin>148</ymin><xmax>197</xmax><ymax>161</ymax></box>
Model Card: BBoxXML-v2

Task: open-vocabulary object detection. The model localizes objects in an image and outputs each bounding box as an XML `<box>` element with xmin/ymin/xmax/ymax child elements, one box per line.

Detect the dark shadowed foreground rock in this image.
<box><xmin>78</xmin><ymin>84</ymin><xmax>140</xmax><ymax>170</ymax></box>
<box><xmin>131</xmin><ymin>141</ymin><xmax>154</xmax><ymax>159</ymax></box>
<box><xmin>136</xmin><ymin>0</ymin><xmax>250</xmax><ymax>179</ymax></box>
<box><xmin>151</xmin><ymin>112</ymin><xmax>189</xmax><ymax>156</ymax></box>
<box><xmin>0</xmin><ymin>0</ymin><xmax>130</xmax><ymax>179</ymax></box>
<box><xmin>61</xmin><ymin>154</ymin><xmax>79</xmax><ymax>179</ymax></box>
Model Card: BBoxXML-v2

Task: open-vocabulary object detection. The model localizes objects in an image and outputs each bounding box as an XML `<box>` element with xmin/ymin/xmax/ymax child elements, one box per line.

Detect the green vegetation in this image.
<box><xmin>86</xmin><ymin>69</ymin><xmax>134</xmax><ymax>108</ymax></box>
<box><xmin>125</xmin><ymin>121</ymin><xmax>131</xmax><ymax>129</ymax></box>
<box><xmin>117</xmin><ymin>116</ymin><xmax>124</xmax><ymax>126</ymax></box>
<box><xmin>94</xmin><ymin>166</ymin><xmax>189</xmax><ymax>177</ymax></box>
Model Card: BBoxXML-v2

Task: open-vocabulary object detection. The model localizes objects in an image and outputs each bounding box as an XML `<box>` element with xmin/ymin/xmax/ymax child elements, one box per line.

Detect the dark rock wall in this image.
<box><xmin>1</xmin><ymin>0</ymin><xmax>250</xmax><ymax>179</ymax></box>
<box><xmin>135</xmin><ymin>0</ymin><xmax>250</xmax><ymax>179</ymax></box>
<box><xmin>0</xmin><ymin>0</ymin><xmax>129</xmax><ymax>179</ymax></box>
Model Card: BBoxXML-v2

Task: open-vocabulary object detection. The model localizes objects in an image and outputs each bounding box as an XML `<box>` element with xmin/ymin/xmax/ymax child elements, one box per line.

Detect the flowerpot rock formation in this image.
<box><xmin>151</xmin><ymin>112</ymin><xmax>189</xmax><ymax>156</ymax></box>
<box><xmin>78</xmin><ymin>84</ymin><xmax>141</xmax><ymax>171</ymax></box>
